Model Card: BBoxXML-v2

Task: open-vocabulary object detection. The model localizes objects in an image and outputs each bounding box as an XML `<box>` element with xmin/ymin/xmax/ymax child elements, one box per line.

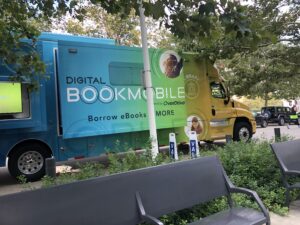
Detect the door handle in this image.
<box><xmin>212</xmin><ymin>109</ymin><xmax>216</xmax><ymax>116</ymax></box>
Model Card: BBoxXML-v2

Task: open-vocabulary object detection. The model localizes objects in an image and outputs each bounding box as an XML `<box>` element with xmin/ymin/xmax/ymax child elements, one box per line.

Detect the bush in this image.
<box><xmin>157</xmin><ymin>139</ymin><xmax>291</xmax><ymax>224</ymax></box>
<box><xmin>205</xmin><ymin>140</ymin><xmax>289</xmax><ymax>215</ymax></box>
<box><xmin>41</xmin><ymin>162</ymin><xmax>105</xmax><ymax>188</ymax></box>
<box><xmin>107</xmin><ymin>148</ymin><xmax>168</xmax><ymax>174</ymax></box>
<box><xmin>35</xmin><ymin>138</ymin><xmax>297</xmax><ymax>224</ymax></box>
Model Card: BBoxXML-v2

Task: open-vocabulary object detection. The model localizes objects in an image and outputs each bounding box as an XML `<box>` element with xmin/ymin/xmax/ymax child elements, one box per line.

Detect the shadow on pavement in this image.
<box><xmin>0</xmin><ymin>168</ymin><xmax>17</xmax><ymax>186</ymax></box>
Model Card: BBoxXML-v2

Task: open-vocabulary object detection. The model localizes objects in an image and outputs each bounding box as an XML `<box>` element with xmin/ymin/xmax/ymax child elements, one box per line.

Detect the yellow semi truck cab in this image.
<box><xmin>176</xmin><ymin>53</ymin><xmax>256</xmax><ymax>142</ymax></box>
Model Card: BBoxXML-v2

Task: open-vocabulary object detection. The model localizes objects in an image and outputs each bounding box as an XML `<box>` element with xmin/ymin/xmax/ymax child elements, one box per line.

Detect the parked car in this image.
<box><xmin>253</xmin><ymin>111</ymin><xmax>268</xmax><ymax>128</ymax></box>
<box><xmin>261</xmin><ymin>106</ymin><xmax>300</xmax><ymax>126</ymax></box>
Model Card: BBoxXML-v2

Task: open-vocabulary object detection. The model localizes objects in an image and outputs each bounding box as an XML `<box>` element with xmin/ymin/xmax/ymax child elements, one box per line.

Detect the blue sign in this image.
<box><xmin>169</xmin><ymin>133</ymin><xmax>178</xmax><ymax>160</ymax></box>
<box><xmin>169</xmin><ymin>142</ymin><xmax>175</xmax><ymax>159</ymax></box>
<box><xmin>190</xmin><ymin>140</ymin><xmax>197</xmax><ymax>158</ymax></box>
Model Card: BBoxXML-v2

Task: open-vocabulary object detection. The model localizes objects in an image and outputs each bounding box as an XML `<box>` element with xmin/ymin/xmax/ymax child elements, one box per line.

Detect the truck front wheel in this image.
<box><xmin>233</xmin><ymin>122</ymin><xmax>252</xmax><ymax>142</ymax></box>
<box><xmin>8</xmin><ymin>143</ymin><xmax>51</xmax><ymax>182</ymax></box>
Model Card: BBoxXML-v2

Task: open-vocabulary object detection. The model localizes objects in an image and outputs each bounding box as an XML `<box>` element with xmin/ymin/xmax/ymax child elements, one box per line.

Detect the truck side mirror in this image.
<box><xmin>224</xmin><ymin>87</ymin><xmax>230</xmax><ymax>105</ymax></box>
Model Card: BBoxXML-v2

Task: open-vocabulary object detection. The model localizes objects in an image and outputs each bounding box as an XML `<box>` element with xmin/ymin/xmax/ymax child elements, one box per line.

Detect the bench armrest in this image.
<box><xmin>286</xmin><ymin>170</ymin><xmax>300</xmax><ymax>176</ymax></box>
<box><xmin>136</xmin><ymin>192</ymin><xmax>163</xmax><ymax>225</ymax></box>
<box><xmin>141</xmin><ymin>214</ymin><xmax>164</xmax><ymax>225</ymax></box>
<box><xmin>230</xmin><ymin>187</ymin><xmax>270</xmax><ymax>223</ymax></box>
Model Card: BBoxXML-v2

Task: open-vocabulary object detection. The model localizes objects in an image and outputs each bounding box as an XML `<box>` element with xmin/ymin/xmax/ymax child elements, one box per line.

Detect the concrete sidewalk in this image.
<box><xmin>271</xmin><ymin>200</ymin><xmax>300</xmax><ymax>225</ymax></box>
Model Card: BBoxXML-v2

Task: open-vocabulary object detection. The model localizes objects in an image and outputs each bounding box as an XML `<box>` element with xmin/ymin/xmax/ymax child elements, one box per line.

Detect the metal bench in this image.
<box><xmin>271</xmin><ymin>139</ymin><xmax>300</xmax><ymax>206</ymax></box>
<box><xmin>0</xmin><ymin>156</ymin><xmax>269</xmax><ymax>225</ymax></box>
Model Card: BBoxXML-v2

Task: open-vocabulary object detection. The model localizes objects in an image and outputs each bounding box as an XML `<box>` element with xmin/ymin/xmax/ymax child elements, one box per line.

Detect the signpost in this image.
<box><xmin>169</xmin><ymin>133</ymin><xmax>178</xmax><ymax>160</ymax></box>
<box><xmin>138</xmin><ymin>0</ymin><xmax>159</xmax><ymax>158</ymax></box>
<box><xmin>189</xmin><ymin>131</ymin><xmax>200</xmax><ymax>158</ymax></box>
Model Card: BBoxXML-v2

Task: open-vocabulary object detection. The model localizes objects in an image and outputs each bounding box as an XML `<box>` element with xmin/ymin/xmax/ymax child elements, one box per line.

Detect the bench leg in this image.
<box><xmin>285</xmin><ymin>189</ymin><xmax>290</xmax><ymax>207</ymax></box>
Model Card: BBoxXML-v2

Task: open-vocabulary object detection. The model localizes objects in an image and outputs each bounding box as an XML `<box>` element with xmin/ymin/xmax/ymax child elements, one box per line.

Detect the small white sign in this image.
<box><xmin>169</xmin><ymin>133</ymin><xmax>178</xmax><ymax>160</ymax></box>
<box><xmin>189</xmin><ymin>131</ymin><xmax>200</xmax><ymax>158</ymax></box>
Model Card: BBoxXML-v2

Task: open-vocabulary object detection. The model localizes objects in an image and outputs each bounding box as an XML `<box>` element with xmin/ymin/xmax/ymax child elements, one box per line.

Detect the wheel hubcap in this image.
<box><xmin>239</xmin><ymin>127</ymin><xmax>250</xmax><ymax>141</ymax></box>
<box><xmin>18</xmin><ymin>151</ymin><xmax>44</xmax><ymax>175</ymax></box>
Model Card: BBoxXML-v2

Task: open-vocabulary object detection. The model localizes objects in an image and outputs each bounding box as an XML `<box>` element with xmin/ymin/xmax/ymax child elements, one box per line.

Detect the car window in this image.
<box><xmin>262</xmin><ymin>108</ymin><xmax>268</xmax><ymax>113</ymax></box>
<box><xmin>210</xmin><ymin>82</ymin><xmax>226</xmax><ymax>99</ymax></box>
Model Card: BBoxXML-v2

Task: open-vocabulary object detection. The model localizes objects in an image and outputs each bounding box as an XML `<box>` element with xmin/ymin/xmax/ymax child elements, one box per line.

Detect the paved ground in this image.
<box><xmin>1</xmin><ymin>124</ymin><xmax>300</xmax><ymax>223</ymax></box>
<box><xmin>271</xmin><ymin>200</ymin><xmax>300</xmax><ymax>225</ymax></box>
<box><xmin>0</xmin><ymin>167</ymin><xmax>42</xmax><ymax>197</ymax></box>
<box><xmin>253</xmin><ymin>123</ymin><xmax>300</xmax><ymax>140</ymax></box>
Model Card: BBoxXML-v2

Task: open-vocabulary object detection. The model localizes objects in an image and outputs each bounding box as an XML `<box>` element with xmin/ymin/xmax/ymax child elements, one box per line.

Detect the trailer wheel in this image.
<box><xmin>233</xmin><ymin>122</ymin><xmax>252</xmax><ymax>142</ymax></box>
<box><xmin>8</xmin><ymin>143</ymin><xmax>51</xmax><ymax>182</ymax></box>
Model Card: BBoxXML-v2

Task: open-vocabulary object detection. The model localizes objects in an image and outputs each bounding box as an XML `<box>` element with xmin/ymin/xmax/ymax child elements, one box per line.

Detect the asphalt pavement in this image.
<box><xmin>253</xmin><ymin>123</ymin><xmax>300</xmax><ymax>140</ymax></box>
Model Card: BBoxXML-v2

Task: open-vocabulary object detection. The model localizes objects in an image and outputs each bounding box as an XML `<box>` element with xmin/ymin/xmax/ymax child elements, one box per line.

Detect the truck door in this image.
<box><xmin>209</xmin><ymin>80</ymin><xmax>236</xmax><ymax>137</ymax></box>
<box><xmin>210</xmin><ymin>81</ymin><xmax>235</xmax><ymax>118</ymax></box>
<box><xmin>54</xmin><ymin>48</ymin><xmax>88</xmax><ymax>161</ymax></box>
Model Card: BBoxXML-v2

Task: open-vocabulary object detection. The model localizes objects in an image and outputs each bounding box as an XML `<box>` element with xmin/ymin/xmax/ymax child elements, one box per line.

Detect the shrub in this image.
<box><xmin>202</xmin><ymin>140</ymin><xmax>289</xmax><ymax>215</ymax></box>
<box><xmin>107</xmin><ymin>148</ymin><xmax>168</xmax><ymax>174</ymax></box>
<box><xmin>41</xmin><ymin>162</ymin><xmax>105</xmax><ymax>188</ymax></box>
<box><xmin>157</xmin><ymin>139</ymin><xmax>291</xmax><ymax>224</ymax></box>
<box><xmin>35</xmin><ymin>138</ymin><xmax>296</xmax><ymax>223</ymax></box>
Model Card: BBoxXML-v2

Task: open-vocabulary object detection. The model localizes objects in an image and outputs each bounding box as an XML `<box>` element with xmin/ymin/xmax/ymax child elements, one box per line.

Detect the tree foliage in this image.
<box><xmin>54</xmin><ymin>5</ymin><xmax>141</xmax><ymax>46</ymax></box>
<box><xmin>1</xmin><ymin>0</ymin><xmax>299</xmax><ymax>94</ymax></box>
<box><xmin>222</xmin><ymin>44</ymin><xmax>300</xmax><ymax>105</ymax></box>
<box><xmin>0</xmin><ymin>0</ymin><xmax>242</xmax><ymax>85</ymax></box>
<box><xmin>217</xmin><ymin>0</ymin><xmax>300</xmax><ymax>103</ymax></box>
<box><xmin>52</xmin><ymin>3</ymin><xmax>177</xmax><ymax>48</ymax></box>
<box><xmin>94</xmin><ymin>0</ymin><xmax>264</xmax><ymax>60</ymax></box>
<box><xmin>0</xmin><ymin>0</ymin><xmax>84</xmax><ymax>88</ymax></box>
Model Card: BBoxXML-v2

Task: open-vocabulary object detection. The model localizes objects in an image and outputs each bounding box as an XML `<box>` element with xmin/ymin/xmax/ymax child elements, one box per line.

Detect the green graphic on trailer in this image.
<box><xmin>0</xmin><ymin>83</ymin><xmax>22</xmax><ymax>114</ymax></box>
<box><xmin>58</xmin><ymin>42</ymin><xmax>187</xmax><ymax>139</ymax></box>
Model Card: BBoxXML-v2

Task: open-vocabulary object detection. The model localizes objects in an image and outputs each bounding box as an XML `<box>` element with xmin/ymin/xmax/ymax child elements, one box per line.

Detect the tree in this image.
<box><xmin>95</xmin><ymin>0</ymin><xmax>265</xmax><ymax>59</ymax></box>
<box><xmin>0</xmin><ymin>0</ymin><xmax>84</xmax><ymax>89</ymax></box>
<box><xmin>3</xmin><ymin>0</ymin><xmax>297</xmax><ymax>87</ymax></box>
<box><xmin>222</xmin><ymin>44</ymin><xmax>300</xmax><ymax>106</ymax></box>
<box><xmin>216</xmin><ymin>0</ymin><xmax>300</xmax><ymax>104</ymax></box>
<box><xmin>54</xmin><ymin>5</ymin><xmax>141</xmax><ymax>46</ymax></box>
<box><xmin>53</xmin><ymin>3</ymin><xmax>176</xmax><ymax>48</ymax></box>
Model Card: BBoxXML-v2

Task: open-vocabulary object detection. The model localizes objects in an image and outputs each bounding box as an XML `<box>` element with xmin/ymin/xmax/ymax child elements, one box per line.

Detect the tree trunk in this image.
<box><xmin>264</xmin><ymin>93</ymin><xmax>268</xmax><ymax>106</ymax></box>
